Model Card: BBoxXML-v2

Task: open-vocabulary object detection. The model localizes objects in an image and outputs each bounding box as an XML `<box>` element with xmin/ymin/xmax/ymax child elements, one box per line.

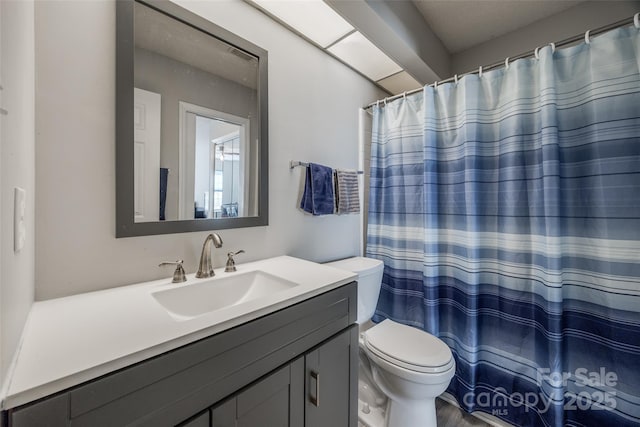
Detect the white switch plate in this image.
<box><xmin>14</xmin><ymin>187</ymin><xmax>26</xmax><ymax>253</ymax></box>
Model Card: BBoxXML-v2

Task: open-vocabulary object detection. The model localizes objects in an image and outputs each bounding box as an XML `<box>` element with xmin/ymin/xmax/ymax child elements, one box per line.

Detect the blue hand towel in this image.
<box><xmin>300</xmin><ymin>166</ymin><xmax>313</xmax><ymax>214</ymax></box>
<box><xmin>300</xmin><ymin>163</ymin><xmax>335</xmax><ymax>215</ymax></box>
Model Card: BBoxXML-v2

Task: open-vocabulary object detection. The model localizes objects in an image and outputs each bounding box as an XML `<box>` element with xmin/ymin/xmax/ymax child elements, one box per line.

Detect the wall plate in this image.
<box><xmin>14</xmin><ymin>187</ymin><xmax>26</xmax><ymax>252</ymax></box>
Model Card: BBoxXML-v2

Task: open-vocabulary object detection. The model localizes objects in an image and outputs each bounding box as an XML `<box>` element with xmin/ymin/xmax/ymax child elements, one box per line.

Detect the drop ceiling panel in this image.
<box><xmin>327</xmin><ymin>31</ymin><xmax>402</xmax><ymax>81</ymax></box>
<box><xmin>377</xmin><ymin>71</ymin><xmax>422</xmax><ymax>95</ymax></box>
<box><xmin>252</xmin><ymin>0</ymin><xmax>354</xmax><ymax>48</ymax></box>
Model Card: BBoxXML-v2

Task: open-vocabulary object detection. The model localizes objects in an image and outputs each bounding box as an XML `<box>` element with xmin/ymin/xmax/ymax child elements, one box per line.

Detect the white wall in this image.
<box><xmin>0</xmin><ymin>0</ymin><xmax>35</xmax><ymax>388</ymax></box>
<box><xmin>34</xmin><ymin>0</ymin><xmax>384</xmax><ymax>300</ymax></box>
<box><xmin>452</xmin><ymin>1</ymin><xmax>640</xmax><ymax>74</ymax></box>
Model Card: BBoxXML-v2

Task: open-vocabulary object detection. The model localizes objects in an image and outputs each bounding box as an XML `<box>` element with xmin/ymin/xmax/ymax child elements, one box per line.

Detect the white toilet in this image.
<box><xmin>327</xmin><ymin>257</ymin><xmax>455</xmax><ymax>427</ymax></box>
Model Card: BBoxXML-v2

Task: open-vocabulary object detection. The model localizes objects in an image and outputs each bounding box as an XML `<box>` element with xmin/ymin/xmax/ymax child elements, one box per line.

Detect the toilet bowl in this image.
<box><xmin>326</xmin><ymin>257</ymin><xmax>455</xmax><ymax>427</ymax></box>
<box><xmin>363</xmin><ymin>319</ymin><xmax>455</xmax><ymax>427</ymax></box>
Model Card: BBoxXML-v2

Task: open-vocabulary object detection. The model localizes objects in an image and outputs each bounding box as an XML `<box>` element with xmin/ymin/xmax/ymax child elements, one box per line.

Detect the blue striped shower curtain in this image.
<box><xmin>367</xmin><ymin>26</ymin><xmax>640</xmax><ymax>427</ymax></box>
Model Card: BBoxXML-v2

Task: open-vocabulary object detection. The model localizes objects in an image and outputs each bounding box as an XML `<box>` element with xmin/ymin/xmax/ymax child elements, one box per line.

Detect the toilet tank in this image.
<box><xmin>326</xmin><ymin>257</ymin><xmax>384</xmax><ymax>324</ymax></box>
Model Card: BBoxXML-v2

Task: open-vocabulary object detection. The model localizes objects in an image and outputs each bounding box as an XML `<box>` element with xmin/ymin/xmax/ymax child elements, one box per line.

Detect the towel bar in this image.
<box><xmin>290</xmin><ymin>160</ymin><xmax>364</xmax><ymax>175</ymax></box>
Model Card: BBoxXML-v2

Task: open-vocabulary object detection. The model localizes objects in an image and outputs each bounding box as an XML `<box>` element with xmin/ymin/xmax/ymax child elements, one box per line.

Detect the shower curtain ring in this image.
<box><xmin>434</xmin><ymin>80</ymin><xmax>438</xmax><ymax>89</ymax></box>
<box><xmin>585</xmin><ymin>30</ymin><xmax>591</xmax><ymax>44</ymax></box>
<box><xmin>635</xmin><ymin>13</ymin><xmax>640</xmax><ymax>29</ymax></box>
<box><xmin>454</xmin><ymin>74</ymin><xmax>458</xmax><ymax>84</ymax></box>
<box><xmin>549</xmin><ymin>42</ymin><xmax>555</xmax><ymax>53</ymax></box>
<box><xmin>478</xmin><ymin>66</ymin><xmax>483</xmax><ymax>78</ymax></box>
<box><xmin>534</xmin><ymin>47</ymin><xmax>540</xmax><ymax>59</ymax></box>
<box><xmin>403</xmin><ymin>91</ymin><xmax>407</xmax><ymax>99</ymax></box>
<box><xmin>505</xmin><ymin>57</ymin><xmax>510</xmax><ymax>69</ymax></box>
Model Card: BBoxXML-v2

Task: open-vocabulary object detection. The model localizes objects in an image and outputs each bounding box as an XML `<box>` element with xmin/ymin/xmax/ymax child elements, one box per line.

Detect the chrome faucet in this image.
<box><xmin>196</xmin><ymin>233</ymin><xmax>223</xmax><ymax>278</ymax></box>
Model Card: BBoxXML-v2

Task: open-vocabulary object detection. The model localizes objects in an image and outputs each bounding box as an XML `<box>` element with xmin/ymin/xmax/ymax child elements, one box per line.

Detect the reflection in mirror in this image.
<box><xmin>117</xmin><ymin>0</ymin><xmax>268</xmax><ymax>236</ymax></box>
<box><xmin>181</xmin><ymin>105</ymin><xmax>251</xmax><ymax>220</ymax></box>
<box><xmin>133</xmin><ymin>1</ymin><xmax>258</xmax><ymax>223</ymax></box>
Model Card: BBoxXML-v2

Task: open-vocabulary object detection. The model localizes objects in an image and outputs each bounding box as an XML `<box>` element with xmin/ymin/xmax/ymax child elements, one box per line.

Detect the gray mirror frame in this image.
<box><xmin>116</xmin><ymin>0</ymin><xmax>268</xmax><ymax>237</ymax></box>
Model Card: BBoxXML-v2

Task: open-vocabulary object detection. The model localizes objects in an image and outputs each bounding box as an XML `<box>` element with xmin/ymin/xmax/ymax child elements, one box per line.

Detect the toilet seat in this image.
<box><xmin>364</xmin><ymin>319</ymin><xmax>454</xmax><ymax>374</ymax></box>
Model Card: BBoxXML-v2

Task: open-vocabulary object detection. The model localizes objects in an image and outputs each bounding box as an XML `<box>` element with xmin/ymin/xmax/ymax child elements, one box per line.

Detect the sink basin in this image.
<box><xmin>152</xmin><ymin>270</ymin><xmax>299</xmax><ymax>320</ymax></box>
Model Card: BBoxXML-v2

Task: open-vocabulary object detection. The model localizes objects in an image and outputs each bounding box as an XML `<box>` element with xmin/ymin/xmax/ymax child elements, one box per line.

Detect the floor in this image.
<box><xmin>357</xmin><ymin>397</ymin><xmax>493</xmax><ymax>427</ymax></box>
<box><xmin>435</xmin><ymin>398</ymin><xmax>492</xmax><ymax>427</ymax></box>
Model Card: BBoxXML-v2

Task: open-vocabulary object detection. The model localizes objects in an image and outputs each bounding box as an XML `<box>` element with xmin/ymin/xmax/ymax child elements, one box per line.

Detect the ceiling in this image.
<box><xmin>412</xmin><ymin>1</ymin><xmax>583</xmax><ymax>54</ymax></box>
<box><xmin>248</xmin><ymin>0</ymin><xmax>638</xmax><ymax>95</ymax></box>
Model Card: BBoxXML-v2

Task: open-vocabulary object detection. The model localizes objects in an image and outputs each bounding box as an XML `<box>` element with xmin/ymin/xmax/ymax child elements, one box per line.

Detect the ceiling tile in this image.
<box><xmin>327</xmin><ymin>31</ymin><xmax>402</xmax><ymax>81</ymax></box>
<box><xmin>377</xmin><ymin>71</ymin><xmax>422</xmax><ymax>95</ymax></box>
<box><xmin>252</xmin><ymin>0</ymin><xmax>354</xmax><ymax>48</ymax></box>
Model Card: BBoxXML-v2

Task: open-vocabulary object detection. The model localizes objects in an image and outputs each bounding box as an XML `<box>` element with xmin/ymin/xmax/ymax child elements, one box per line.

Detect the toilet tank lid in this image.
<box><xmin>325</xmin><ymin>257</ymin><xmax>383</xmax><ymax>275</ymax></box>
<box><xmin>364</xmin><ymin>319</ymin><xmax>453</xmax><ymax>369</ymax></box>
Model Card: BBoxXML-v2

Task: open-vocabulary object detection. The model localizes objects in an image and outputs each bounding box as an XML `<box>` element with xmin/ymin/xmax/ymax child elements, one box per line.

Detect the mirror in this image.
<box><xmin>116</xmin><ymin>0</ymin><xmax>268</xmax><ymax>237</ymax></box>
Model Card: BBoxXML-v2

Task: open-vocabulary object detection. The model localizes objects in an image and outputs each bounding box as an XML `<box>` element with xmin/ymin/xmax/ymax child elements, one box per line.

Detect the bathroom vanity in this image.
<box><xmin>0</xmin><ymin>257</ymin><xmax>357</xmax><ymax>427</ymax></box>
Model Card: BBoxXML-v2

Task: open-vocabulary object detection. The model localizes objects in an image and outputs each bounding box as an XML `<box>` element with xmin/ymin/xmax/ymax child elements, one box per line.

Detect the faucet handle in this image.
<box><xmin>225</xmin><ymin>250</ymin><xmax>245</xmax><ymax>273</ymax></box>
<box><xmin>159</xmin><ymin>260</ymin><xmax>187</xmax><ymax>283</ymax></box>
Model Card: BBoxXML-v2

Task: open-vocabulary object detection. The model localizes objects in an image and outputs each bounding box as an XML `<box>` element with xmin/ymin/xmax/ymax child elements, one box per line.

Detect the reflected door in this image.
<box><xmin>179</xmin><ymin>101</ymin><xmax>249</xmax><ymax>220</ymax></box>
<box><xmin>133</xmin><ymin>88</ymin><xmax>161</xmax><ymax>222</ymax></box>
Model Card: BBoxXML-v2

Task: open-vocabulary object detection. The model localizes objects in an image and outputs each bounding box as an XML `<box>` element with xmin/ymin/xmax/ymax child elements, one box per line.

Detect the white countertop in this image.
<box><xmin>1</xmin><ymin>256</ymin><xmax>356</xmax><ymax>409</ymax></box>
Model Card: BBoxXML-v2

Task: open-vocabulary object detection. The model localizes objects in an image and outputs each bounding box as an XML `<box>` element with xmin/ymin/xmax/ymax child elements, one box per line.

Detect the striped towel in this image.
<box><xmin>334</xmin><ymin>169</ymin><xmax>360</xmax><ymax>214</ymax></box>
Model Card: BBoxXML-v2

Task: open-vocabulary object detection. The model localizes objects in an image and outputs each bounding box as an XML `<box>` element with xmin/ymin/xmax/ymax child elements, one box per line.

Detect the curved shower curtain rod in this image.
<box><xmin>364</xmin><ymin>13</ymin><xmax>640</xmax><ymax>110</ymax></box>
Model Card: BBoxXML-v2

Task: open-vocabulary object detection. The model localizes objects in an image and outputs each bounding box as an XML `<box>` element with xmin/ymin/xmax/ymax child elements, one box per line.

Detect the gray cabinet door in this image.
<box><xmin>211</xmin><ymin>358</ymin><xmax>304</xmax><ymax>427</ymax></box>
<box><xmin>210</xmin><ymin>326</ymin><xmax>357</xmax><ymax>427</ymax></box>
<box><xmin>305</xmin><ymin>326</ymin><xmax>358</xmax><ymax>427</ymax></box>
